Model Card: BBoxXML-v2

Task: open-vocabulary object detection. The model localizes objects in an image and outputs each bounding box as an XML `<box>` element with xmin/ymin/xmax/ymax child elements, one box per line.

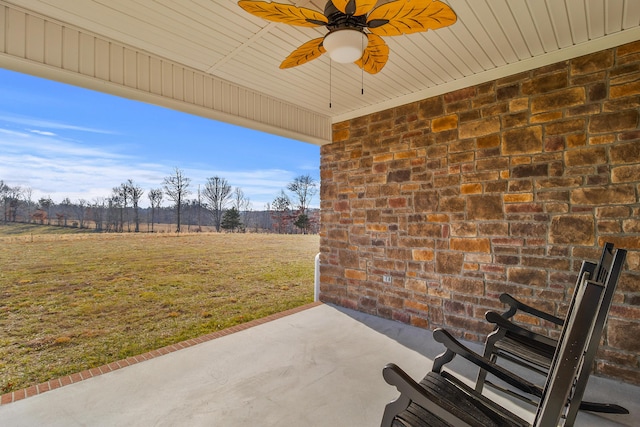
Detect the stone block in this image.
<box><xmin>566</xmin><ymin>133</ymin><xmax>587</xmax><ymax>147</ymax></box>
<box><xmin>531</xmin><ymin>88</ymin><xmax>585</xmax><ymax>114</ymax></box>
<box><xmin>407</xmin><ymin>223</ymin><xmax>443</xmax><ymax>237</ymax></box>
<box><xmin>467</xmin><ymin>194</ymin><xmax>503</xmax><ymax>220</ymax></box>
<box><xmin>511</xmin><ymin>163</ymin><xmax>548</xmax><ymax>178</ymax></box>
<box><xmin>531</xmin><ymin>111</ymin><xmax>563</xmax><ymax>124</ymax></box>
<box><xmin>549</xmin><ymin>215</ymin><xmax>595</xmax><ymax>245</ymax></box>
<box><xmin>477</xmin><ymin>157</ymin><xmax>509</xmax><ymax>171</ymax></box>
<box><xmin>414</xmin><ymin>191</ymin><xmax>439</xmax><ymax>212</ymax></box>
<box><xmin>412</xmin><ymin>249</ymin><xmax>434</xmax><ymax>261</ymax></box>
<box><xmin>595</xmin><ymin>206</ymin><xmax>631</xmax><ymax>218</ymax></box>
<box><xmin>427</xmin><ymin>214</ymin><xmax>451</xmax><ymax>222</ymax></box>
<box><xmin>570</xmin><ymin>185</ymin><xmax>636</xmax><ymax>205</ymax></box>
<box><xmin>461</xmin><ymin>183</ymin><xmax>482</xmax><ymax>194</ymax></box>
<box><xmin>459</xmin><ymin>116</ymin><xmax>501</xmax><ymax>139</ymax></box>
<box><xmin>588</xmin><ymin>82</ymin><xmax>608</xmax><ymax>102</ymax></box>
<box><xmin>435</xmin><ymin>175</ymin><xmax>461</xmax><ymax>187</ymax></box>
<box><xmin>603</xmin><ymin>96</ymin><xmax>640</xmax><ymax>113</ymax></box>
<box><xmin>387</xmin><ymin>169</ymin><xmax>411</xmax><ymax>182</ymax></box>
<box><xmin>502</xmin><ymin>126</ymin><xmax>542</xmax><ymax>154</ymax></box>
<box><xmin>405</xmin><ymin>278</ymin><xmax>427</xmax><ymax>293</ymax></box>
<box><xmin>419</xmin><ymin>96</ymin><xmax>444</xmax><ymax>118</ymax></box>
<box><xmin>522</xmin><ymin>71</ymin><xmax>568</xmax><ymax>95</ymax></box>
<box><xmin>607</xmin><ymin>319</ymin><xmax>640</xmax><ymax>353</ymax></box>
<box><xmin>444</xmin><ymin>87</ymin><xmax>476</xmax><ymax>103</ymax></box>
<box><xmin>497</xmin><ymin>84</ymin><xmax>520</xmax><ymax>100</ymax></box>
<box><xmin>479</xmin><ymin>223</ymin><xmax>509</xmax><ymax>235</ymax></box>
<box><xmin>610</xmin><ymin>141</ymin><xmax>640</xmax><ymax>164</ymax></box>
<box><xmin>564</xmin><ymin>146</ymin><xmax>606</xmax><ymax>167</ymax></box>
<box><xmin>441</xmin><ymin>277</ymin><xmax>484</xmax><ymax>295</ymax></box>
<box><xmin>477</xmin><ymin>134</ymin><xmax>501</xmax><ymax>148</ymax></box>
<box><xmin>388</xmin><ymin>197</ymin><xmax>407</xmax><ymax>208</ymax></box>
<box><xmin>612</xmin><ymin>165</ymin><xmax>640</xmax><ymax>183</ymax></box>
<box><xmin>432</xmin><ymin>114</ymin><xmax>459</xmax><ymax>132</ymax></box>
<box><xmin>571</xmin><ymin>50</ymin><xmax>614</xmax><ymax>75</ymax></box>
<box><xmin>333</xmin><ymin>128</ymin><xmax>349</xmax><ymax>142</ymax></box>
<box><xmin>623</xmin><ymin>218</ymin><xmax>640</xmax><ymax>233</ymax></box>
<box><xmin>509</xmin><ymin>97</ymin><xmax>529</xmax><ymax>112</ymax></box>
<box><xmin>545</xmin><ymin>118</ymin><xmax>585</xmax><ymax>135</ymax></box>
<box><xmin>450</xmin><ymin>238</ymin><xmax>491</xmax><ymax>253</ymax></box>
<box><xmin>510</xmin><ymin>222</ymin><xmax>547</xmax><ymax>237</ymax></box>
<box><xmin>451</xmin><ymin>222</ymin><xmax>477</xmax><ymax>236</ymax></box>
<box><xmin>440</xmin><ymin>196</ymin><xmax>466</xmax><ymax>212</ymax></box>
<box><xmin>345</xmin><ymin>269</ymin><xmax>367</xmax><ymax>281</ymax></box>
<box><xmin>436</xmin><ymin>252</ymin><xmax>464</xmax><ymax>274</ymax></box>
<box><xmin>588</xmin><ymin>110</ymin><xmax>639</xmax><ymax>134</ymax></box>
<box><xmin>459</xmin><ymin>110</ymin><xmax>481</xmax><ymax>122</ymax></box>
<box><xmin>610</xmin><ymin>81</ymin><xmax>640</xmax><ymax>99</ymax></box>
<box><xmin>544</xmin><ymin>135</ymin><xmax>565</xmax><ymax>152</ymax></box>
<box><xmin>504</xmin><ymin>193</ymin><xmax>533</xmax><ymax>203</ymax></box>
<box><xmin>507</xmin><ymin>267</ymin><xmax>547</xmax><ymax>287</ymax></box>
<box><xmin>482</xmin><ymin>103</ymin><xmax>508</xmax><ymax>117</ymax></box>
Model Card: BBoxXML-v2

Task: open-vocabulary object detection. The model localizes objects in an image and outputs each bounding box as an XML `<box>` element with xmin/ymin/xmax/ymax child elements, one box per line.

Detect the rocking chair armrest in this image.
<box><xmin>382</xmin><ymin>363</ymin><xmax>475</xmax><ymax>427</ymax></box>
<box><xmin>432</xmin><ymin>328</ymin><xmax>542</xmax><ymax>397</ymax></box>
<box><xmin>485</xmin><ymin>311</ymin><xmax>558</xmax><ymax>348</ymax></box>
<box><xmin>499</xmin><ymin>293</ymin><xmax>564</xmax><ymax>325</ymax></box>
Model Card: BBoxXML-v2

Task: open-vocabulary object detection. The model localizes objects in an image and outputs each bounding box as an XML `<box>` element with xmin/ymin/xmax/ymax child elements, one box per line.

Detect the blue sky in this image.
<box><xmin>0</xmin><ymin>68</ymin><xmax>320</xmax><ymax>209</ymax></box>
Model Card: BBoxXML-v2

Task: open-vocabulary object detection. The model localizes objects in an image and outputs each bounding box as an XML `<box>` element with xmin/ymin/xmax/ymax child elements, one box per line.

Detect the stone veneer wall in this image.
<box><xmin>319</xmin><ymin>40</ymin><xmax>640</xmax><ymax>385</ymax></box>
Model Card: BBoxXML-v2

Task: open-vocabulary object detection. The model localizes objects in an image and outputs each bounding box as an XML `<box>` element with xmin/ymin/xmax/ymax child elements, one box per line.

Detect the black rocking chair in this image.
<box><xmin>381</xmin><ymin>246</ymin><xmax>626</xmax><ymax>427</ymax></box>
<box><xmin>475</xmin><ymin>243</ymin><xmax>628</xmax><ymax>423</ymax></box>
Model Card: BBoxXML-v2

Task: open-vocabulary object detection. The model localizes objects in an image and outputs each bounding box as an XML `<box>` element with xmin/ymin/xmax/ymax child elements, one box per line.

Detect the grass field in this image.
<box><xmin>0</xmin><ymin>223</ymin><xmax>319</xmax><ymax>393</ymax></box>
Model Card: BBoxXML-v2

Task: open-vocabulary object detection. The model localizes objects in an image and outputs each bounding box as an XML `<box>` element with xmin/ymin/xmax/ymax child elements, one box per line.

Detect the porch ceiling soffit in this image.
<box><xmin>0</xmin><ymin>1</ymin><xmax>332</xmax><ymax>146</ymax></box>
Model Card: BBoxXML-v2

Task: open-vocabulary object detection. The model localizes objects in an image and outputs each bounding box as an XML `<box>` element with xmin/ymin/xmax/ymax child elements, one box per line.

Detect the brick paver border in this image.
<box><xmin>0</xmin><ymin>301</ymin><xmax>322</xmax><ymax>406</ymax></box>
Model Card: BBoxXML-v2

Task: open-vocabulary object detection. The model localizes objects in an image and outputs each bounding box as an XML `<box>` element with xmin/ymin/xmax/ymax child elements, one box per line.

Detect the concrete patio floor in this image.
<box><xmin>0</xmin><ymin>303</ymin><xmax>638</xmax><ymax>426</ymax></box>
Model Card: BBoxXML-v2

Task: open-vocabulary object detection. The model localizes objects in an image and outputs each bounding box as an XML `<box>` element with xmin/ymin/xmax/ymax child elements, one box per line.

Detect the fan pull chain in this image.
<box><xmin>329</xmin><ymin>59</ymin><xmax>332</xmax><ymax>109</ymax></box>
<box><xmin>361</xmin><ymin>34</ymin><xmax>365</xmax><ymax>96</ymax></box>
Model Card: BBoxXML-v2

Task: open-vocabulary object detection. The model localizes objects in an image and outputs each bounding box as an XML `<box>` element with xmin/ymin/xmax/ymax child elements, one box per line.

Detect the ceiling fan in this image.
<box><xmin>238</xmin><ymin>0</ymin><xmax>457</xmax><ymax>74</ymax></box>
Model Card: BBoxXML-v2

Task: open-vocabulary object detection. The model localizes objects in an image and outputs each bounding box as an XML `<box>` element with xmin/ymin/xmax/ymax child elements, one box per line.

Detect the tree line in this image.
<box><xmin>0</xmin><ymin>169</ymin><xmax>318</xmax><ymax>234</ymax></box>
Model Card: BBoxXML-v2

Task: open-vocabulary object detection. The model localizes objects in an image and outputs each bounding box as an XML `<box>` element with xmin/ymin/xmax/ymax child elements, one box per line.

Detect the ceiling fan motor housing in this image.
<box><xmin>324</xmin><ymin>1</ymin><xmax>367</xmax><ymax>32</ymax></box>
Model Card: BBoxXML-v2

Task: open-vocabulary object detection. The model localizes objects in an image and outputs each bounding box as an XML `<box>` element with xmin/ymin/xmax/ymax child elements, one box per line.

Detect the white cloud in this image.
<box><xmin>0</xmin><ymin>130</ymin><xmax>317</xmax><ymax>210</ymax></box>
<box><xmin>0</xmin><ymin>114</ymin><xmax>117</xmax><ymax>135</ymax></box>
<box><xmin>29</xmin><ymin>129</ymin><xmax>57</xmax><ymax>136</ymax></box>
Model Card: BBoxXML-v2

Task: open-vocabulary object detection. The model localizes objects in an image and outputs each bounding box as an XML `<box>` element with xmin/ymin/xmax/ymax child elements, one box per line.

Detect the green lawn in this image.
<box><xmin>0</xmin><ymin>225</ymin><xmax>319</xmax><ymax>393</ymax></box>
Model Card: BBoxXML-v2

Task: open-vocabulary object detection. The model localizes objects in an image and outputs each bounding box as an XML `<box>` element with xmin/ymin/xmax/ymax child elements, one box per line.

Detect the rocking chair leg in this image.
<box><xmin>579</xmin><ymin>401</ymin><xmax>630</xmax><ymax>414</ymax></box>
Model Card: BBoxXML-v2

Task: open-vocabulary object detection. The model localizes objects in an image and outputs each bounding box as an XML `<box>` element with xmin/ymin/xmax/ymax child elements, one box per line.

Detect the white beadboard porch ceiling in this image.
<box><xmin>2</xmin><ymin>0</ymin><xmax>640</xmax><ymax>145</ymax></box>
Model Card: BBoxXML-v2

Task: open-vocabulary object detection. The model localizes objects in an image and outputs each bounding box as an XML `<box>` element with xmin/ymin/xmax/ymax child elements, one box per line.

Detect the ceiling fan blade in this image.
<box><xmin>280</xmin><ymin>37</ymin><xmax>327</xmax><ymax>69</ymax></box>
<box><xmin>366</xmin><ymin>0</ymin><xmax>457</xmax><ymax>36</ymax></box>
<box><xmin>332</xmin><ymin>0</ymin><xmax>377</xmax><ymax>16</ymax></box>
<box><xmin>238</xmin><ymin>1</ymin><xmax>328</xmax><ymax>27</ymax></box>
<box><xmin>355</xmin><ymin>34</ymin><xmax>389</xmax><ymax>74</ymax></box>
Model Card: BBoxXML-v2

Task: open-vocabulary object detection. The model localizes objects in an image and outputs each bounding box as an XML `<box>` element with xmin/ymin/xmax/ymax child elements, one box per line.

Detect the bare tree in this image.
<box><xmin>0</xmin><ymin>180</ymin><xmax>9</xmax><ymax>222</ymax></box>
<box><xmin>106</xmin><ymin>196</ymin><xmax>121</xmax><ymax>232</ymax></box>
<box><xmin>108</xmin><ymin>193</ymin><xmax>123</xmax><ymax>231</ymax></box>
<box><xmin>203</xmin><ymin>176</ymin><xmax>232</xmax><ymax>232</ymax></box>
<box><xmin>163</xmin><ymin>167</ymin><xmax>191</xmax><ymax>233</ymax></box>
<box><xmin>38</xmin><ymin>196</ymin><xmax>54</xmax><ymax>225</ymax></box>
<box><xmin>74</xmin><ymin>199</ymin><xmax>87</xmax><ymax>228</ymax></box>
<box><xmin>22</xmin><ymin>187</ymin><xmax>33</xmax><ymax>223</ymax></box>
<box><xmin>287</xmin><ymin>174</ymin><xmax>318</xmax><ymax>214</ymax></box>
<box><xmin>232</xmin><ymin>187</ymin><xmax>251</xmax><ymax>231</ymax></box>
<box><xmin>59</xmin><ymin>197</ymin><xmax>72</xmax><ymax>226</ymax></box>
<box><xmin>288</xmin><ymin>174</ymin><xmax>318</xmax><ymax>234</ymax></box>
<box><xmin>126</xmin><ymin>179</ymin><xmax>144</xmax><ymax>232</ymax></box>
<box><xmin>113</xmin><ymin>185</ymin><xmax>128</xmax><ymax>231</ymax></box>
<box><xmin>91</xmin><ymin>197</ymin><xmax>106</xmax><ymax>231</ymax></box>
<box><xmin>148</xmin><ymin>188</ymin><xmax>163</xmax><ymax>232</ymax></box>
<box><xmin>271</xmin><ymin>190</ymin><xmax>292</xmax><ymax>234</ymax></box>
<box><xmin>2</xmin><ymin>184</ymin><xmax>21</xmax><ymax>222</ymax></box>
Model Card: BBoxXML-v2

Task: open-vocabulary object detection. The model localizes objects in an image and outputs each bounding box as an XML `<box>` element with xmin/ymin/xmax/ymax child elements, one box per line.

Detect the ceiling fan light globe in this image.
<box><xmin>323</xmin><ymin>29</ymin><xmax>366</xmax><ymax>63</ymax></box>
